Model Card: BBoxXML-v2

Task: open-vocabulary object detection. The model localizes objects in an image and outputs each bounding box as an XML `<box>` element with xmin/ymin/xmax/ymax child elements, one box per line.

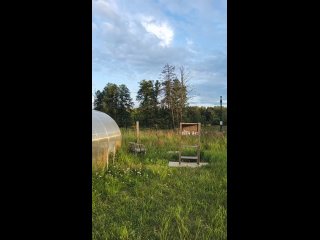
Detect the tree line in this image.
<box><xmin>94</xmin><ymin>64</ymin><xmax>227</xmax><ymax>129</ymax></box>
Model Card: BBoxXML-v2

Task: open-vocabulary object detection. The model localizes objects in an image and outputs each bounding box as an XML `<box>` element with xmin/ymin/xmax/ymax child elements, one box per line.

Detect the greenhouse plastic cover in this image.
<box><xmin>92</xmin><ymin>110</ymin><xmax>121</xmax><ymax>142</ymax></box>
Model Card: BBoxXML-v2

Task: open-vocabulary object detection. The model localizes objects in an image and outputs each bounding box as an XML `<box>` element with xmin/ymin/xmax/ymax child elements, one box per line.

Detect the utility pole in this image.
<box><xmin>220</xmin><ymin>96</ymin><xmax>223</xmax><ymax>132</ymax></box>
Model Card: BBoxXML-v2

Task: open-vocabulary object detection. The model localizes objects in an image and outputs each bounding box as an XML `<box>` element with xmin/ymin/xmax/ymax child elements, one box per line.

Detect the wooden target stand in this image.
<box><xmin>169</xmin><ymin>123</ymin><xmax>208</xmax><ymax>167</ymax></box>
<box><xmin>179</xmin><ymin>123</ymin><xmax>201</xmax><ymax>164</ymax></box>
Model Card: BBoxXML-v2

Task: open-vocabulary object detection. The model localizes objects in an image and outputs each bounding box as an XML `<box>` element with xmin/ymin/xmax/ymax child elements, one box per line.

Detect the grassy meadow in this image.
<box><xmin>92</xmin><ymin>127</ymin><xmax>227</xmax><ymax>240</ymax></box>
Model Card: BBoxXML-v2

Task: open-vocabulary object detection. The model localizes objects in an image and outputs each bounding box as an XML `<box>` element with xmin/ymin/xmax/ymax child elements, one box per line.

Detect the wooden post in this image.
<box><xmin>197</xmin><ymin>123</ymin><xmax>201</xmax><ymax>165</ymax></box>
<box><xmin>220</xmin><ymin>96</ymin><xmax>223</xmax><ymax>132</ymax></box>
<box><xmin>136</xmin><ymin>121</ymin><xmax>140</xmax><ymax>144</ymax></box>
<box><xmin>179</xmin><ymin>123</ymin><xmax>182</xmax><ymax>165</ymax></box>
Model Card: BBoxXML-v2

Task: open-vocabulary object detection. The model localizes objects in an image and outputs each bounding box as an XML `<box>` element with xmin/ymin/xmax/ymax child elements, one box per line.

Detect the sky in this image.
<box><xmin>92</xmin><ymin>0</ymin><xmax>227</xmax><ymax>107</ymax></box>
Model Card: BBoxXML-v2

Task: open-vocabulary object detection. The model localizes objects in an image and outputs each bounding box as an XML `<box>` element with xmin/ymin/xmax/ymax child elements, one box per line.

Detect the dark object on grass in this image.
<box><xmin>128</xmin><ymin>142</ymin><xmax>146</xmax><ymax>154</ymax></box>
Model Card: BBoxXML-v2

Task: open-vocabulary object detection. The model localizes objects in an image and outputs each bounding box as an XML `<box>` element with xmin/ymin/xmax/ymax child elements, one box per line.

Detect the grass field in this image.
<box><xmin>92</xmin><ymin>127</ymin><xmax>227</xmax><ymax>240</ymax></box>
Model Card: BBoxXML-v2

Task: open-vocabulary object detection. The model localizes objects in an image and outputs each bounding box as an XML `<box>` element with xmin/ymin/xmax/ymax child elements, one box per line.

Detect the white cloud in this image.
<box><xmin>92</xmin><ymin>22</ymin><xmax>98</xmax><ymax>31</ymax></box>
<box><xmin>92</xmin><ymin>0</ymin><xmax>227</xmax><ymax>106</ymax></box>
<box><xmin>102</xmin><ymin>22</ymin><xmax>114</xmax><ymax>31</ymax></box>
<box><xmin>141</xmin><ymin>18</ymin><xmax>174</xmax><ymax>47</ymax></box>
<box><xmin>186</xmin><ymin>38</ymin><xmax>198</xmax><ymax>54</ymax></box>
<box><xmin>186</xmin><ymin>38</ymin><xmax>193</xmax><ymax>45</ymax></box>
<box><xmin>93</xmin><ymin>0</ymin><xmax>119</xmax><ymax>18</ymax></box>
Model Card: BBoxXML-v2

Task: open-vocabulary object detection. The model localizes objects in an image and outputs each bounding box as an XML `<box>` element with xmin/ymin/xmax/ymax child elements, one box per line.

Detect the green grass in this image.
<box><xmin>92</xmin><ymin>128</ymin><xmax>227</xmax><ymax>240</ymax></box>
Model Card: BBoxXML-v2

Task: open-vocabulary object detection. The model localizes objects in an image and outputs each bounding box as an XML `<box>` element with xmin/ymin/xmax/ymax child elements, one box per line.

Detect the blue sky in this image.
<box><xmin>92</xmin><ymin>0</ymin><xmax>227</xmax><ymax>107</ymax></box>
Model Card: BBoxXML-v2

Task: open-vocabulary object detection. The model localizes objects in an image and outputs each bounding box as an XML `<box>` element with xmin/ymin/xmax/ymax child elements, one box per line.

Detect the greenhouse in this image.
<box><xmin>92</xmin><ymin>110</ymin><xmax>121</xmax><ymax>170</ymax></box>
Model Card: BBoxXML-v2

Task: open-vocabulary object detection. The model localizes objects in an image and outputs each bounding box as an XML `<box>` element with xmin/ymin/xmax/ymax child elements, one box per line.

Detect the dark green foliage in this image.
<box><xmin>118</xmin><ymin>84</ymin><xmax>134</xmax><ymax>128</ymax></box>
<box><xmin>94</xmin><ymin>83</ymin><xmax>134</xmax><ymax>128</ymax></box>
<box><xmin>93</xmin><ymin>65</ymin><xmax>226</xmax><ymax>129</ymax></box>
<box><xmin>136</xmin><ymin>80</ymin><xmax>159</xmax><ymax>127</ymax></box>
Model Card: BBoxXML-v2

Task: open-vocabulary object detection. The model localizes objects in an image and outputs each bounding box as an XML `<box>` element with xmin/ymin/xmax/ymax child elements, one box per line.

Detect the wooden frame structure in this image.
<box><xmin>129</xmin><ymin>121</ymin><xmax>146</xmax><ymax>154</ymax></box>
<box><xmin>179</xmin><ymin>123</ymin><xmax>201</xmax><ymax>165</ymax></box>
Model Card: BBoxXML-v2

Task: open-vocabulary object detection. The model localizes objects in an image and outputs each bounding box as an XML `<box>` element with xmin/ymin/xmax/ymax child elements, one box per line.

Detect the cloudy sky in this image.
<box><xmin>92</xmin><ymin>0</ymin><xmax>227</xmax><ymax>107</ymax></box>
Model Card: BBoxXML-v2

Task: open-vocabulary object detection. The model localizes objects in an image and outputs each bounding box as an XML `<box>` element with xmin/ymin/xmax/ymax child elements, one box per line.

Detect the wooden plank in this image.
<box><xmin>169</xmin><ymin>162</ymin><xmax>208</xmax><ymax>168</ymax></box>
<box><xmin>180</xmin><ymin>156</ymin><xmax>198</xmax><ymax>160</ymax></box>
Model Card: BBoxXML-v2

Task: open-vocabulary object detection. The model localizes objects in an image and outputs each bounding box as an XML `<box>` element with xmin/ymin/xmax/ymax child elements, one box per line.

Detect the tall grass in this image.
<box><xmin>92</xmin><ymin>127</ymin><xmax>227</xmax><ymax>240</ymax></box>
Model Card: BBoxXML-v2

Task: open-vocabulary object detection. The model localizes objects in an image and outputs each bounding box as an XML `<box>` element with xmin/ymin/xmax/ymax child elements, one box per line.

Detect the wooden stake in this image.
<box><xmin>136</xmin><ymin>121</ymin><xmax>140</xmax><ymax>144</ymax></box>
